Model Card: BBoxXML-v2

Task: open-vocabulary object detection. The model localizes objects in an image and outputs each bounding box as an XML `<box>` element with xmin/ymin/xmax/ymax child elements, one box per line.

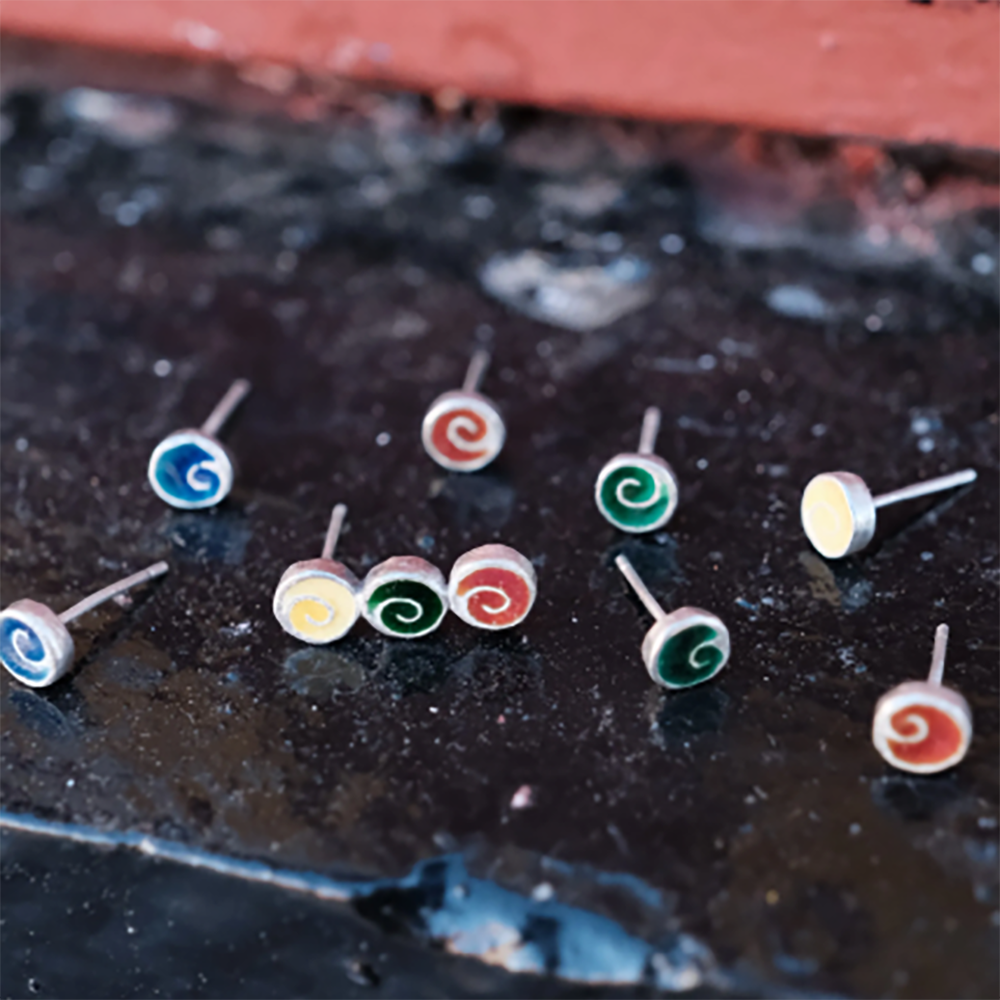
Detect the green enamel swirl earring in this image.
<box><xmin>614</xmin><ymin>554</ymin><xmax>729</xmax><ymax>689</ymax></box>
<box><xmin>595</xmin><ymin>407</ymin><xmax>679</xmax><ymax>533</ymax></box>
<box><xmin>361</xmin><ymin>557</ymin><xmax>449</xmax><ymax>639</ymax></box>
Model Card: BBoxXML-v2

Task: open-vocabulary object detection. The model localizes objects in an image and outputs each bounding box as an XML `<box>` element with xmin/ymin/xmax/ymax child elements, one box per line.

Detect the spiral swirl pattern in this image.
<box><xmin>597</xmin><ymin>462</ymin><xmax>672</xmax><ymax>530</ymax></box>
<box><xmin>366</xmin><ymin>579</ymin><xmax>445</xmax><ymax>638</ymax></box>
<box><xmin>655</xmin><ymin>624</ymin><xmax>727</xmax><ymax>688</ymax></box>
<box><xmin>454</xmin><ymin>567</ymin><xmax>532</xmax><ymax>629</ymax></box>
<box><xmin>0</xmin><ymin>615</ymin><xmax>50</xmax><ymax>684</ymax></box>
<box><xmin>882</xmin><ymin>703</ymin><xmax>965</xmax><ymax>769</ymax></box>
<box><xmin>274</xmin><ymin>574</ymin><xmax>358</xmax><ymax>644</ymax></box>
<box><xmin>149</xmin><ymin>433</ymin><xmax>232</xmax><ymax>509</ymax></box>
<box><xmin>423</xmin><ymin>394</ymin><xmax>504</xmax><ymax>472</ymax></box>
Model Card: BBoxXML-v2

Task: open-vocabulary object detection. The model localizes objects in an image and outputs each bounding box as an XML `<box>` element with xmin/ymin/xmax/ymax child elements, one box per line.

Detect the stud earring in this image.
<box><xmin>801</xmin><ymin>467</ymin><xmax>976</xmax><ymax>559</ymax></box>
<box><xmin>448</xmin><ymin>544</ymin><xmax>537</xmax><ymax>630</ymax></box>
<box><xmin>361</xmin><ymin>557</ymin><xmax>449</xmax><ymax>639</ymax></box>
<box><xmin>872</xmin><ymin>623</ymin><xmax>972</xmax><ymax>774</ymax></box>
<box><xmin>0</xmin><ymin>561</ymin><xmax>169</xmax><ymax>687</ymax></box>
<box><xmin>148</xmin><ymin>379</ymin><xmax>251</xmax><ymax>510</ymax></box>
<box><xmin>595</xmin><ymin>407</ymin><xmax>679</xmax><ymax>533</ymax></box>
<box><xmin>615</xmin><ymin>554</ymin><xmax>729</xmax><ymax>689</ymax></box>
<box><xmin>273</xmin><ymin>503</ymin><xmax>360</xmax><ymax>644</ymax></box>
<box><xmin>421</xmin><ymin>349</ymin><xmax>505</xmax><ymax>472</ymax></box>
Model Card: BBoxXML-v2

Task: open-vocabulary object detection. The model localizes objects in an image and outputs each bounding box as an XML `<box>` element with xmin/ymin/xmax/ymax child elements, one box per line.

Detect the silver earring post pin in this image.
<box><xmin>615</xmin><ymin>554</ymin><xmax>729</xmax><ymax>690</ymax></box>
<box><xmin>801</xmin><ymin>467</ymin><xmax>977</xmax><ymax>559</ymax></box>
<box><xmin>422</xmin><ymin>349</ymin><xmax>506</xmax><ymax>472</ymax></box>
<box><xmin>148</xmin><ymin>379</ymin><xmax>252</xmax><ymax>510</ymax></box>
<box><xmin>872</xmin><ymin>623</ymin><xmax>973</xmax><ymax>774</ymax></box>
<box><xmin>1</xmin><ymin>561</ymin><xmax>170</xmax><ymax>687</ymax></box>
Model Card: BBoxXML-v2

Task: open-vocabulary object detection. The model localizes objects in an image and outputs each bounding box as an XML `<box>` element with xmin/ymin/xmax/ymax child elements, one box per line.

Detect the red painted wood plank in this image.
<box><xmin>2</xmin><ymin>0</ymin><xmax>998</xmax><ymax>149</ymax></box>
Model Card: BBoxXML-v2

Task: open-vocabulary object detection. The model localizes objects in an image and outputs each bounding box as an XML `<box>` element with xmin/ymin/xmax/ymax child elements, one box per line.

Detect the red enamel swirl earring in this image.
<box><xmin>448</xmin><ymin>544</ymin><xmax>537</xmax><ymax>630</ymax></box>
<box><xmin>421</xmin><ymin>349</ymin><xmax>505</xmax><ymax>472</ymax></box>
<box><xmin>872</xmin><ymin>623</ymin><xmax>972</xmax><ymax>774</ymax></box>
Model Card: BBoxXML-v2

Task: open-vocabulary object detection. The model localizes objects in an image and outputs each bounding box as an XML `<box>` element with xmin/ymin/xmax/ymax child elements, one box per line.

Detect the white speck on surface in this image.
<box><xmin>811</xmin><ymin>423</ymin><xmax>827</xmax><ymax>437</ymax></box>
<box><xmin>921</xmin><ymin>551</ymin><xmax>934</xmax><ymax>562</ymax></box>
<box><xmin>918</xmin><ymin>436</ymin><xmax>935</xmax><ymax>453</ymax></box>
<box><xmin>659</xmin><ymin>233</ymin><xmax>686</xmax><ymax>255</ymax></box>
<box><xmin>153</xmin><ymin>359</ymin><xmax>173</xmax><ymax>377</ymax></box>
<box><xmin>61</xmin><ymin>88</ymin><xmax>179</xmax><ymax>147</ymax></box>
<box><xmin>765</xmin><ymin>285</ymin><xmax>831</xmax><ymax>322</ymax></box>
<box><xmin>911</xmin><ymin>416</ymin><xmax>933</xmax><ymax>435</ymax></box>
<box><xmin>972</xmin><ymin>253</ymin><xmax>995</xmax><ymax>275</ymax></box>
<box><xmin>696</xmin><ymin>458</ymin><xmax>708</xmax><ymax>470</ymax></box>
<box><xmin>463</xmin><ymin>194</ymin><xmax>495</xmax><ymax>220</ymax></box>
<box><xmin>376</xmin><ymin>432</ymin><xmax>391</xmax><ymax>447</ymax></box>
<box><xmin>510</xmin><ymin>785</ymin><xmax>534</xmax><ymax>810</ymax></box>
<box><xmin>479</xmin><ymin>250</ymin><xmax>652</xmax><ymax>332</ymax></box>
<box><xmin>174</xmin><ymin>19</ymin><xmax>222</xmax><ymax>51</ymax></box>
<box><xmin>849</xmin><ymin>823</ymin><xmax>862</xmax><ymax>836</ymax></box>
<box><xmin>865</xmin><ymin>314</ymin><xmax>883</xmax><ymax>332</ymax></box>
<box><xmin>15</xmin><ymin>438</ymin><xmax>28</xmax><ymax>452</ymax></box>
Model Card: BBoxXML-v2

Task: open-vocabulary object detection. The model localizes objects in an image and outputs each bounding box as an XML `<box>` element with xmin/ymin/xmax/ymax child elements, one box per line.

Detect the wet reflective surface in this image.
<box><xmin>1</xmin><ymin>71</ymin><xmax>998</xmax><ymax>998</ymax></box>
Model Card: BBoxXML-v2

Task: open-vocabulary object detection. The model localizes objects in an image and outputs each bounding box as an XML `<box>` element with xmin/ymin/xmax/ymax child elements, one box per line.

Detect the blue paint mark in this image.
<box><xmin>0</xmin><ymin>617</ymin><xmax>48</xmax><ymax>683</ymax></box>
<box><xmin>0</xmin><ymin>811</ymin><xmax>718</xmax><ymax>991</ymax></box>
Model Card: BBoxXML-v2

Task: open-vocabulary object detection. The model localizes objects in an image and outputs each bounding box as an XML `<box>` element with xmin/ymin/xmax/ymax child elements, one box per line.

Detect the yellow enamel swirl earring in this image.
<box><xmin>273</xmin><ymin>504</ymin><xmax>360</xmax><ymax>644</ymax></box>
<box><xmin>615</xmin><ymin>555</ymin><xmax>729</xmax><ymax>689</ymax></box>
<box><xmin>148</xmin><ymin>379</ymin><xmax>251</xmax><ymax>509</ymax></box>
<box><xmin>801</xmin><ymin>467</ymin><xmax>976</xmax><ymax>559</ymax></box>
<box><xmin>595</xmin><ymin>407</ymin><xmax>679</xmax><ymax>533</ymax></box>
<box><xmin>872</xmin><ymin>623</ymin><xmax>972</xmax><ymax>774</ymax></box>
<box><xmin>0</xmin><ymin>561</ymin><xmax>169</xmax><ymax>687</ymax></box>
<box><xmin>422</xmin><ymin>349</ymin><xmax>505</xmax><ymax>472</ymax></box>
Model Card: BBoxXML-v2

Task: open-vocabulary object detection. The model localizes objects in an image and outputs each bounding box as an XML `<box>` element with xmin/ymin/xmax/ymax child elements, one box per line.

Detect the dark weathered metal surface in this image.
<box><xmin>1</xmin><ymin>74</ymin><xmax>997</xmax><ymax>999</ymax></box>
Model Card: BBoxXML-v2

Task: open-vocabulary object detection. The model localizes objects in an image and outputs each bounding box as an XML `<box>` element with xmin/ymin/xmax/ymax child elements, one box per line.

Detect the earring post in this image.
<box><xmin>321</xmin><ymin>503</ymin><xmax>348</xmax><ymax>561</ymax></box>
<box><xmin>614</xmin><ymin>554</ymin><xmax>666</xmax><ymax>620</ymax></box>
<box><xmin>927</xmin><ymin>623</ymin><xmax>949</xmax><ymax>686</ymax></box>
<box><xmin>638</xmin><ymin>407</ymin><xmax>661</xmax><ymax>455</ymax></box>
<box><xmin>462</xmin><ymin>349</ymin><xmax>491</xmax><ymax>394</ymax></box>
<box><xmin>59</xmin><ymin>561</ymin><xmax>169</xmax><ymax>624</ymax></box>
<box><xmin>200</xmin><ymin>379</ymin><xmax>251</xmax><ymax>437</ymax></box>
<box><xmin>872</xmin><ymin>468</ymin><xmax>976</xmax><ymax>509</ymax></box>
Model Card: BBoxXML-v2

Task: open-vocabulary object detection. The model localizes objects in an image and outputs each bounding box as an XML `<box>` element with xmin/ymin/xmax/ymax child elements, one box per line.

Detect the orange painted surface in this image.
<box><xmin>2</xmin><ymin>0</ymin><xmax>998</xmax><ymax>149</ymax></box>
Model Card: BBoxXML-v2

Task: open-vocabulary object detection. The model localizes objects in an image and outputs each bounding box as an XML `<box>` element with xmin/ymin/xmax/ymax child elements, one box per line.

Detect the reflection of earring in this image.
<box><xmin>361</xmin><ymin>557</ymin><xmax>449</xmax><ymax>639</ymax></box>
<box><xmin>615</xmin><ymin>554</ymin><xmax>729</xmax><ymax>689</ymax></box>
<box><xmin>0</xmin><ymin>561</ymin><xmax>169</xmax><ymax>687</ymax></box>
<box><xmin>448</xmin><ymin>544</ymin><xmax>536</xmax><ymax>630</ymax></box>
<box><xmin>595</xmin><ymin>407</ymin><xmax>678</xmax><ymax>533</ymax></box>
<box><xmin>148</xmin><ymin>379</ymin><xmax>251</xmax><ymax>509</ymax></box>
<box><xmin>801</xmin><ymin>467</ymin><xmax>976</xmax><ymax>559</ymax></box>
<box><xmin>872</xmin><ymin>623</ymin><xmax>972</xmax><ymax>774</ymax></box>
<box><xmin>273</xmin><ymin>504</ymin><xmax>360</xmax><ymax>644</ymax></box>
<box><xmin>421</xmin><ymin>349</ymin><xmax>505</xmax><ymax>472</ymax></box>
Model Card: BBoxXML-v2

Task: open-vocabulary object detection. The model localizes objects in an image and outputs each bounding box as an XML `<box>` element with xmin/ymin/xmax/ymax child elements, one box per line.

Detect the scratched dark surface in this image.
<box><xmin>0</xmin><ymin>66</ymin><xmax>998</xmax><ymax>1000</ymax></box>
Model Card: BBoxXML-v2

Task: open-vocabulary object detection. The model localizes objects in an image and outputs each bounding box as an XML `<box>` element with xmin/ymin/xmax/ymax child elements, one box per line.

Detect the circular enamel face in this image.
<box><xmin>448</xmin><ymin>544</ymin><xmax>537</xmax><ymax>630</ymax></box>
<box><xmin>800</xmin><ymin>472</ymin><xmax>875</xmax><ymax>559</ymax></box>
<box><xmin>421</xmin><ymin>391</ymin><xmax>505</xmax><ymax>473</ymax></box>
<box><xmin>273</xmin><ymin>559</ymin><xmax>360</xmax><ymax>644</ymax></box>
<box><xmin>148</xmin><ymin>429</ymin><xmax>235</xmax><ymax>510</ymax></box>
<box><xmin>0</xmin><ymin>599</ymin><xmax>74</xmax><ymax>688</ymax></box>
<box><xmin>595</xmin><ymin>453</ymin><xmax>679</xmax><ymax>533</ymax></box>
<box><xmin>361</xmin><ymin>556</ymin><xmax>448</xmax><ymax>639</ymax></box>
<box><xmin>872</xmin><ymin>681</ymin><xmax>972</xmax><ymax>774</ymax></box>
<box><xmin>641</xmin><ymin>607</ymin><xmax>730</xmax><ymax>689</ymax></box>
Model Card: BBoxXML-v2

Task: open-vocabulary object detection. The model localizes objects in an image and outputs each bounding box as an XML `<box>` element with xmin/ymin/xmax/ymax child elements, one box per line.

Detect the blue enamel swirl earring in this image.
<box><xmin>615</xmin><ymin>555</ymin><xmax>729</xmax><ymax>689</ymax></box>
<box><xmin>0</xmin><ymin>561</ymin><xmax>169</xmax><ymax>687</ymax></box>
<box><xmin>595</xmin><ymin>407</ymin><xmax>679</xmax><ymax>533</ymax></box>
<box><xmin>148</xmin><ymin>379</ymin><xmax>250</xmax><ymax>509</ymax></box>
